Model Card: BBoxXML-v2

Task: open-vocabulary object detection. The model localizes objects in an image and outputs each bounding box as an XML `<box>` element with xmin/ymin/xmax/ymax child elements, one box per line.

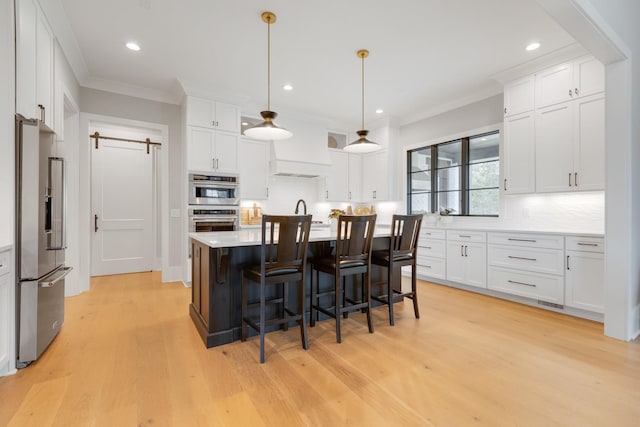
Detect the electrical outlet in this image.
<box><xmin>522</xmin><ymin>207</ymin><xmax>530</xmax><ymax>218</ymax></box>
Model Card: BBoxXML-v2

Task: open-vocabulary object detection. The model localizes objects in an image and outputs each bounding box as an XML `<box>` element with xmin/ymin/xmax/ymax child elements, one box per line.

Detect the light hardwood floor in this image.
<box><xmin>1</xmin><ymin>272</ymin><xmax>638</xmax><ymax>426</ymax></box>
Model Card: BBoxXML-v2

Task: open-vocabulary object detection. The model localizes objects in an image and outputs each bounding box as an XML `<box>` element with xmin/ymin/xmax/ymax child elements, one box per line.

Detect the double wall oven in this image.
<box><xmin>188</xmin><ymin>173</ymin><xmax>239</xmax><ymax>232</ymax></box>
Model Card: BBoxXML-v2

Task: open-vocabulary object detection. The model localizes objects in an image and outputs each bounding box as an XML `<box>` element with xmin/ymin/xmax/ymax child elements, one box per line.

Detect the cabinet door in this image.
<box><xmin>565</xmin><ymin>250</ymin><xmax>604</xmax><ymax>313</ymax></box>
<box><xmin>16</xmin><ymin>0</ymin><xmax>37</xmax><ymax>120</ymax></box>
<box><xmin>187</xmin><ymin>127</ymin><xmax>215</xmax><ymax>172</ymax></box>
<box><xmin>465</xmin><ymin>242</ymin><xmax>487</xmax><ymax>288</ymax></box>
<box><xmin>504</xmin><ymin>76</ymin><xmax>534</xmax><ymax>117</ymax></box>
<box><xmin>187</xmin><ymin>97</ymin><xmax>215</xmax><ymax>128</ymax></box>
<box><xmin>362</xmin><ymin>150</ymin><xmax>389</xmax><ymax>201</ymax></box>
<box><xmin>574</xmin><ymin>94</ymin><xmax>605</xmax><ymax>191</ymax></box>
<box><xmin>347</xmin><ymin>153</ymin><xmax>362</xmax><ymax>202</ymax></box>
<box><xmin>535</xmin><ymin>102</ymin><xmax>573</xmax><ymax>192</ymax></box>
<box><xmin>573</xmin><ymin>56</ymin><xmax>604</xmax><ymax>99</ymax></box>
<box><xmin>213</xmin><ymin>131</ymin><xmax>239</xmax><ymax>173</ymax></box>
<box><xmin>325</xmin><ymin>150</ymin><xmax>349</xmax><ymax>201</ymax></box>
<box><xmin>214</xmin><ymin>102</ymin><xmax>240</xmax><ymax>133</ymax></box>
<box><xmin>36</xmin><ymin>9</ymin><xmax>54</xmax><ymax>128</ymax></box>
<box><xmin>192</xmin><ymin>242</ymin><xmax>201</xmax><ymax>312</ymax></box>
<box><xmin>536</xmin><ymin>62</ymin><xmax>573</xmax><ymax>108</ymax></box>
<box><xmin>503</xmin><ymin>112</ymin><xmax>535</xmax><ymax>194</ymax></box>
<box><xmin>238</xmin><ymin>138</ymin><xmax>269</xmax><ymax>199</ymax></box>
<box><xmin>446</xmin><ymin>241</ymin><xmax>466</xmax><ymax>284</ymax></box>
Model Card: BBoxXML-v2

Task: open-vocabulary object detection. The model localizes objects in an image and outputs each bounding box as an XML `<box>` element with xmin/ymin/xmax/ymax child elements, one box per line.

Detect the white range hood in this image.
<box><xmin>269</xmin><ymin>117</ymin><xmax>331</xmax><ymax>178</ymax></box>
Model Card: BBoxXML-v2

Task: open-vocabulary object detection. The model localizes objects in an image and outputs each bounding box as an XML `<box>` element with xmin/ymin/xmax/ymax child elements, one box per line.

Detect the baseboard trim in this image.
<box><xmin>161</xmin><ymin>266</ymin><xmax>183</xmax><ymax>283</ymax></box>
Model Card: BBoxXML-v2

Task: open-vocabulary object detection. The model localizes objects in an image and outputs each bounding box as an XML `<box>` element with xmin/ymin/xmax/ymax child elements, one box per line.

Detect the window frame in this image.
<box><xmin>407</xmin><ymin>130</ymin><xmax>500</xmax><ymax>217</ymax></box>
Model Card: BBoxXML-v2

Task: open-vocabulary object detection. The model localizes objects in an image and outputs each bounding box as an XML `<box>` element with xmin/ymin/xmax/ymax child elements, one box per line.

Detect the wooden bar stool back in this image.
<box><xmin>241</xmin><ymin>214</ymin><xmax>312</xmax><ymax>363</ymax></box>
<box><xmin>310</xmin><ymin>214</ymin><xmax>377</xmax><ymax>343</ymax></box>
<box><xmin>371</xmin><ymin>214</ymin><xmax>422</xmax><ymax>325</ymax></box>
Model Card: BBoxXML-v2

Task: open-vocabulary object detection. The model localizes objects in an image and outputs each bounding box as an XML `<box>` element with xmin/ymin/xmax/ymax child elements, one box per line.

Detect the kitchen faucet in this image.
<box><xmin>294</xmin><ymin>199</ymin><xmax>307</xmax><ymax>215</ymax></box>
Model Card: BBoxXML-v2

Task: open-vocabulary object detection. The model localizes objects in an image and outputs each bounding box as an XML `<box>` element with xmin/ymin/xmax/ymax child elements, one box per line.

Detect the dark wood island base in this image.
<box><xmin>190</xmin><ymin>235</ymin><xmax>396</xmax><ymax>348</ymax></box>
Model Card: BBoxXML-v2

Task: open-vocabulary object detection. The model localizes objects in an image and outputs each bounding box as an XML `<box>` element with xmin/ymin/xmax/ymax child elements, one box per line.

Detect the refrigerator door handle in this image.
<box><xmin>38</xmin><ymin>266</ymin><xmax>73</xmax><ymax>288</ymax></box>
<box><xmin>47</xmin><ymin>157</ymin><xmax>66</xmax><ymax>250</ymax></box>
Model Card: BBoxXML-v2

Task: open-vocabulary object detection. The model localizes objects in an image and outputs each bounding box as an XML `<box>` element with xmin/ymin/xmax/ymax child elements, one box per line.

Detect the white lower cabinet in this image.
<box><xmin>446</xmin><ymin>230</ymin><xmax>486</xmax><ymax>288</ymax></box>
<box><xmin>565</xmin><ymin>236</ymin><xmax>604</xmax><ymax>313</ymax></box>
<box><xmin>488</xmin><ymin>232</ymin><xmax>564</xmax><ymax>304</ymax></box>
<box><xmin>0</xmin><ymin>247</ymin><xmax>14</xmax><ymax>376</ymax></box>
<box><xmin>417</xmin><ymin>229</ymin><xmax>605</xmax><ymax>318</ymax></box>
<box><xmin>416</xmin><ymin>228</ymin><xmax>446</xmax><ymax>280</ymax></box>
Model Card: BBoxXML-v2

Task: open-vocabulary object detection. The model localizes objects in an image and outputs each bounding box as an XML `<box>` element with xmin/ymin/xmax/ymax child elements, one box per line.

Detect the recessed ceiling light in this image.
<box><xmin>126</xmin><ymin>42</ymin><xmax>141</xmax><ymax>51</ymax></box>
<box><xmin>283</xmin><ymin>84</ymin><xmax>293</xmax><ymax>91</ymax></box>
<box><xmin>525</xmin><ymin>42</ymin><xmax>540</xmax><ymax>51</ymax></box>
<box><xmin>375</xmin><ymin>109</ymin><xmax>384</xmax><ymax>114</ymax></box>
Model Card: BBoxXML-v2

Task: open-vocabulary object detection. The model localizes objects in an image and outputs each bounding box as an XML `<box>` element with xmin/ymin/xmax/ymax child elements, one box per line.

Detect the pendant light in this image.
<box><xmin>244</xmin><ymin>11</ymin><xmax>292</xmax><ymax>141</ymax></box>
<box><xmin>344</xmin><ymin>49</ymin><xmax>381</xmax><ymax>153</ymax></box>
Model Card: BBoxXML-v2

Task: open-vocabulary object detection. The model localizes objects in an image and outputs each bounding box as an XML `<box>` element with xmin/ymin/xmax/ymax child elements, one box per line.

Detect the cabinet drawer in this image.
<box><xmin>446</xmin><ymin>230</ymin><xmax>486</xmax><ymax>243</ymax></box>
<box><xmin>417</xmin><ymin>239</ymin><xmax>445</xmax><ymax>258</ymax></box>
<box><xmin>488</xmin><ymin>245</ymin><xmax>564</xmax><ymax>275</ymax></box>
<box><xmin>420</xmin><ymin>228</ymin><xmax>445</xmax><ymax>240</ymax></box>
<box><xmin>488</xmin><ymin>232</ymin><xmax>563</xmax><ymax>249</ymax></box>
<box><xmin>488</xmin><ymin>266</ymin><xmax>564</xmax><ymax>304</ymax></box>
<box><xmin>566</xmin><ymin>236</ymin><xmax>604</xmax><ymax>253</ymax></box>
<box><xmin>416</xmin><ymin>257</ymin><xmax>445</xmax><ymax>280</ymax></box>
<box><xmin>0</xmin><ymin>250</ymin><xmax>9</xmax><ymax>277</ymax></box>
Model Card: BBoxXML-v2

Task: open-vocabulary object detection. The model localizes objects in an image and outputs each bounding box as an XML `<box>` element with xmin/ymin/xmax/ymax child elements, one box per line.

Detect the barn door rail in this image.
<box><xmin>90</xmin><ymin>132</ymin><xmax>161</xmax><ymax>154</ymax></box>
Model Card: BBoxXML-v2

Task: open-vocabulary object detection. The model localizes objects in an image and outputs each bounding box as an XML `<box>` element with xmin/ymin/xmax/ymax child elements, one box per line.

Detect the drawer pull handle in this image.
<box><xmin>508</xmin><ymin>255</ymin><xmax>537</xmax><ymax>261</ymax></box>
<box><xmin>458</xmin><ymin>235</ymin><xmax>471</xmax><ymax>238</ymax></box>
<box><xmin>423</xmin><ymin>246</ymin><xmax>432</xmax><ymax>249</ymax></box>
<box><xmin>507</xmin><ymin>238</ymin><xmax>536</xmax><ymax>243</ymax></box>
<box><xmin>508</xmin><ymin>279</ymin><xmax>536</xmax><ymax>288</ymax></box>
<box><xmin>577</xmin><ymin>242</ymin><xmax>598</xmax><ymax>247</ymax></box>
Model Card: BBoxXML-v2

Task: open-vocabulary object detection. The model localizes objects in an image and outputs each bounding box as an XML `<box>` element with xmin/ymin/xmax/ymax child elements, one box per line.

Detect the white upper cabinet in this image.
<box><xmin>362</xmin><ymin>149</ymin><xmax>394</xmax><ymax>201</ymax></box>
<box><xmin>535</xmin><ymin>93</ymin><xmax>604</xmax><ymax>193</ymax></box>
<box><xmin>238</xmin><ymin>138</ymin><xmax>270</xmax><ymax>200</ymax></box>
<box><xmin>321</xmin><ymin>150</ymin><xmax>349</xmax><ymax>201</ymax></box>
<box><xmin>347</xmin><ymin>153</ymin><xmax>362</xmax><ymax>202</ymax></box>
<box><xmin>535</xmin><ymin>56</ymin><xmax>604</xmax><ymax>109</ymax></box>
<box><xmin>186</xmin><ymin>97</ymin><xmax>240</xmax><ymax>133</ymax></box>
<box><xmin>504</xmin><ymin>75</ymin><xmax>535</xmax><ymax>117</ymax></box>
<box><xmin>16</xmin><ymin>0</ymin><xmax>56</xmax><ymax>130</ymax></box>
<box><xmin>503</xmin><ymin>111</ymin><xmax>535</xmax><ymax>194</ymax></box>
<box><xmin>16</xmin><ymin>0</ymin><xmax>37</xmax><ymax>120</ymax></box>
<box><xmin>187</xmin><ymin>127</ymin><xmax>238</xmax><ymax>174</ymax></box>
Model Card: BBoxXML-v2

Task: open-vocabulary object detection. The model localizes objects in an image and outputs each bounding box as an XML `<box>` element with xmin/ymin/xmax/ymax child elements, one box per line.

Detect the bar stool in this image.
<box><xmin>310</xmin><ymin>214</ymin><xmax>376</xmax><ymax>343</ymax></box>
<box><xmin>241</xmin><ymin>214</ymin><xmax>312</xmax><ymax>363</ymax></box>
<box><xmin>371</xmin><ymin>214</ymin><xmax>422</xmax><ymax>326</ymax></box>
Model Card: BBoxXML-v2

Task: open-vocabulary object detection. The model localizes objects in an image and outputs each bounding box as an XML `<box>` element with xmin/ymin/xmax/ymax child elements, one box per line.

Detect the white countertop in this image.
<box><xmin>191</xmin><ymin>225</ymin><xmax>391</xmax><ymax>248</ymax></box>
<box><xmin>422</xmin><ymin>225</ymin><xmax>604</xmax><ymax>238</ymax></box>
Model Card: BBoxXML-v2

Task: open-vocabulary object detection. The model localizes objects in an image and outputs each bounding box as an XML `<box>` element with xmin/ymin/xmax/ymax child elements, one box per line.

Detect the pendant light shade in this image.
<box><xmin>244</xmin><ymin>11</ymin><xmax>292</xmax><ymax>141</ymax></box>
<box><xmin>344</xmin><ymin>49</ymin><xmax>381</xmax><ymax>153</ymax></box>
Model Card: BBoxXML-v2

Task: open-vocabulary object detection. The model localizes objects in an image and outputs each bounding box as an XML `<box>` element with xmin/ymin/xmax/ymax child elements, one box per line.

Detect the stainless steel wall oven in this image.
<box><xmin>189</xmin><ymin>173</ymin><xmax>239</xmax><ymax>206</ymax></box>
<box><xmin>188</xmin><ymin>207</ymin><xmax>239</xmax><ymax>232</ymax></box>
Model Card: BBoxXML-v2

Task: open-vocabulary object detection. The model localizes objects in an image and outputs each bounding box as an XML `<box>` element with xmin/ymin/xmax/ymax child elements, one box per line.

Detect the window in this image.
<box><xmin>407</xmin><ymin>130</ymin><xmax>500</xmax><ymax>216</ymax></box>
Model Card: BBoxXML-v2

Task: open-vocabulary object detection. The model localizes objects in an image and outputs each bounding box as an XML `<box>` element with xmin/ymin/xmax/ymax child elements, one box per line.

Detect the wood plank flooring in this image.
<box><xmin>1</xmin><ymin>272</ymin><xmax>639</xmax><ymax>426</ymax></box>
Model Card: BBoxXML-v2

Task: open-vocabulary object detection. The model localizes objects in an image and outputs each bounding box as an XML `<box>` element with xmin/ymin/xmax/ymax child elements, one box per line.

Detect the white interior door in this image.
<box><xmin>91</xmin><ymin>131</ymin><xmax>154</xmax><ymax>276</ymax></box>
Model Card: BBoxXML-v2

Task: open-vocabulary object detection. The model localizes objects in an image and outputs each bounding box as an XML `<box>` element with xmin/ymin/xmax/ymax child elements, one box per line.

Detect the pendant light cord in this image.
<box><xmin>361</xmin><ymin>52</ymin><xmax>365</xmax><ymax>131</ymax></box>
<box><xmin>267</xmin><ymin>16</ymin><xmax>271</xmax><ymax>112</ymax></box>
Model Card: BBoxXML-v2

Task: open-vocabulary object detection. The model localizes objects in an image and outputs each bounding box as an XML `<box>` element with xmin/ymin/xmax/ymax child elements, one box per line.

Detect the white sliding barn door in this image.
<box><xmin>91</xmin><ymin>128</ymin><xmax>155</xmax><ymax>276</ymax></box>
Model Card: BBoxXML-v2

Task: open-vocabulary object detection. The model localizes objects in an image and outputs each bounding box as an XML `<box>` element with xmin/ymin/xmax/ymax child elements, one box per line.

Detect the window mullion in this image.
<box><xmin>461</xmin><ymin>137</ymin><xmax>469</xmax><ymax>215</ymax></box>
<box><xmin>430</xmin><ymin>145</ymin><xmax>437</xmax><ymax>213</ymax></box>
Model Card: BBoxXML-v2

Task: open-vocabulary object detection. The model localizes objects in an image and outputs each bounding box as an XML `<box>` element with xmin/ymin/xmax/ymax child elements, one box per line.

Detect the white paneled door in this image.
<box><xmin>91</xmin><ymin>136</ymin><xmax>154</xmax><ymax>276</ymax></box>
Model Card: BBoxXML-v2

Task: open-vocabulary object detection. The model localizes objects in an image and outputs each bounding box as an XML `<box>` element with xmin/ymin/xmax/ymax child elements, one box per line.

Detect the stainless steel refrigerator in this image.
<box><xmin>15</xmin><ymin>114</ymin><xmax>71</xmax><ymax>368</ymax></box>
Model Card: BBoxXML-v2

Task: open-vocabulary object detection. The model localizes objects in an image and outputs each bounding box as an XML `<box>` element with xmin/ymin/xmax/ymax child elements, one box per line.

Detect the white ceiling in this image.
<box><xmin>57</xmin><ymin>0</ymin><xmax>577</xmax><ymax>129</ymax></box>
